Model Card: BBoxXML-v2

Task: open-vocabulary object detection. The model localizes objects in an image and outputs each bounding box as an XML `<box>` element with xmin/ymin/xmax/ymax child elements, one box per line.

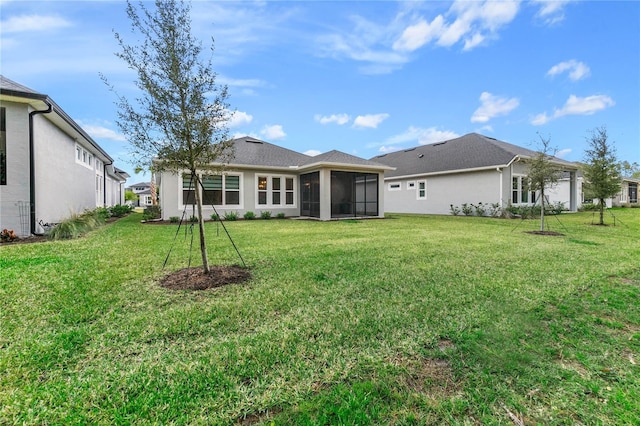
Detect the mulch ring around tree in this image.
<box><xmin>159</xmin><ymin>265</ymin><xmax>251</xmax><ymax>291</ymax></box>
<box><xmin>525</xmin><ymin>230</ymin><xmax>565</xmax><ymax>236</ymax></box>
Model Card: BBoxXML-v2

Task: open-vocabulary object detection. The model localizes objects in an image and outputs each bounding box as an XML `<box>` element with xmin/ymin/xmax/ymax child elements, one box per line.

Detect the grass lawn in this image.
<box><xmin>1</xmin><ymin>209</ymin><xmax>639</xmax><ymax>425</ymax></box>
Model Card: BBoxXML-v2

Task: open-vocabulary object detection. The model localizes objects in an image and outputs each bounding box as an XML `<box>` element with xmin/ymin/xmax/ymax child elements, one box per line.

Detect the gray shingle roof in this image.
<box><xmin>0</xmin><ymin>75</ymin><xmax>42</xmax><ymax>95</ymax></box>
<box><xmin>228</xmin><ymin>137</ymin><xmax>392</xmax><ymax>170</ymax></box>
<box><xmin>229</xmin><ymin>137</ymin><xmax>311</xmax><ymax>168</ymax></box>
<box><xmin>372</xmin><ymin>133</ymin><xmax>577</xmax><ymax>178</ymax></box>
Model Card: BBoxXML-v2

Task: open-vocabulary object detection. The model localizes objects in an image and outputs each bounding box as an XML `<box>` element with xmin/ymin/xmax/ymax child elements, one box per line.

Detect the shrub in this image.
<box><xmin>95</xmin><ymin>207</ymin><xmax>111</xmax><ymax>221</ymax></box>
<box><xmin>110</xmin><ymin>204</ymin><xmax>133</xmax><ymax>218</ymax></box>
<box><xmin>579</xmin><ymin>202</ymin><xmax>599</xmax><ymax>212</ymax></box>
<box><xmin>547</xmin><ymin>201</ymin><xmax>566</xmax><ymax>216</ymax></box>
<box><xmin>473</xmin><ymin>202</ymin><xmax>486</xmax><ymax>217</ymax></box>
<box><xmin>210</xmin><ymin>213</ymin><xmax>219</xmax><ymax>221</ymax></box>
<box><xmin>169</xmin><ymin>216</ymin><xmax>180</xmax><ymax>223</ymax></box>
<box><xmin>188</xmin><ymin>215</ymin><xmax>199</xmax><ymax>223</ymax></box>
<box><xmin>243</xmin><ymin>211</ymin><xmax>256</xmax><ymax>220</ymax></box>
<box><xmin>461</xmin><ymin>203</ymin><xmax>473</xmax><ymax>216</ymax></box>
<box><xmin>260</xmin><ymin>211</ymin><xmax>272</xmax><ymax>220</ymax></box>
<box><xmin>224</xmin><ymin>211</ymin><xmax>238</xmax><ymax>221</ymax></box>
<box><xmin>48</xmin><ymin>209</ymin><xmax>105</xmax><ymax>240</ymax></box>
<box><xmin>276</xmin><ymin>212</ymin><xmax>286</xmax><ymax>219</ymax></box>
<box><xmin>449</xmin><ymin>204</ymin><xmax>461</xmax><ymax>216</ymax></box>
<box><xmin>488</xmin><ymin>203</ymin><xmax>502</xmax><ymax>218</ymax></box>
<box><xmin>142</xmin><ymin>205</ymin><xmax>161</xmax><ymax>221</ymax></box>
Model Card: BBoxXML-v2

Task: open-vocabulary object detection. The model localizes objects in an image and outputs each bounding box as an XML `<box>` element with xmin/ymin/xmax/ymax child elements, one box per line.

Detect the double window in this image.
<box><xmin>512</xmin><ymin>176</ymin><xmax>535</xmax><ymax>204</ymax></box>
<box><xmin>417</xmin><ymin>180</ymin><xmax>427</xmax><ymax>200</ymax></box>
<box><xmin>182</xmin><ymin>173</ymin><xmax>241</xmax><ymax>206</ymax></box>
<box><xmin>257</xmin><ymin>175</ymin><xmax>295</xmax><ymax>206</ymax></box>
<box><xmin>75</xmin><ymin>143</ymin><xmax>94</xmax><ymax>170</ymax></box>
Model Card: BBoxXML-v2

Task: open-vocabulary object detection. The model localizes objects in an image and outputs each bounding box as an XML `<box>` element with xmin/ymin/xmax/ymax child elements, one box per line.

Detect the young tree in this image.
<box><xmin>526</xmin><ymin>134</ymin><xmax>563</xmax><ymax>232</ymax></box>
<box><xmin>582</xmin><ymin>126</ymin><xmax>621</xmax><ymax>225</ymax></box>
<box><xmin>620</xmin><ymin>160</ymin><xmax>640</xmax><ymax>179</ymax></box>
<box><xmin>105</xmin><ymin>0</ymin><xmax>233</xmax><ymax>273</ymax></box>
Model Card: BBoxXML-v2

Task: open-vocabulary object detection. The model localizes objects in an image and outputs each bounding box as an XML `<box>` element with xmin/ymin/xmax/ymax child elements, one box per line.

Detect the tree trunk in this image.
<box><xmin>599</xmin><ymin>199</ymin><xmax>605</xmax><ymax>225</ymax></box>
<box><xmin>150</xmin><ymin>170</ymin><xmax>157</xmax><ymax>206</ymax></box>
<box><xmin>192</xmin><ymin>174</ymin><xmax>210</xmax><ymax>274</ymax></box>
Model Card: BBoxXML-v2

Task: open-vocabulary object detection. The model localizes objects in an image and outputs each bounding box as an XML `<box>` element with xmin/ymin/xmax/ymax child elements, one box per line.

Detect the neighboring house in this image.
<box><xmin>0</xmin><ymin>75</ymin><xmax>129</xmax><ymax>236</ymax></box>
<box><xmin>126</xmin><ymin>182</ymin><xmax>153</xmax><ymax>207</ymax></box>
<box><xmin>371</xmin><ymin>133</ymin><xmax>581</xmax><ymax>215</ymax></box>
<box><xmin>613</xmin><ymin>177</ymin><xmax>639</xmax><ymax>206</ymax></box>
<box><xmin>157</xmin><ymin>136</ymin><xmax>393</xmax><ymax>221</ymax></box>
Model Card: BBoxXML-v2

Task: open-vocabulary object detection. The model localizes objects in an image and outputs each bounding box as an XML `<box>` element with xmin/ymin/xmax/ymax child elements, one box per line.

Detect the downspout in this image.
<box><xmin>496</xmin><ymin>167</ymin><xmax>503</xmax><ymax>206</ymax></box>
<box><xmin>28</xmin><ymin>101</ymin><xmax>53</xmax><ymax>235</ymax></box>
<box><xmin>104</xmin><ymin>161</ymin><xmax>111</xmax><ymax>206</ymax></box>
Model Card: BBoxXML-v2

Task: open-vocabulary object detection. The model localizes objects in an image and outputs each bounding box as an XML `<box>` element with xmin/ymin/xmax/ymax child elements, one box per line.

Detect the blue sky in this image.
<box><xmin>1</xmin><ymin>0</ymin><xmax>638</xmax><ymax>181</ymax></box>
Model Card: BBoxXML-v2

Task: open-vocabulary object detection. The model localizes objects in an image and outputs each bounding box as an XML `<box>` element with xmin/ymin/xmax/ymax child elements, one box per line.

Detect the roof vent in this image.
<box><xmin>433</xmin><ymin>141</ymin><xmax>447</xmax><ymax>146</ymax></box>
<box><xmin>417</xmin><ymin>153</ymin><xmax>424</xmax><ymax>158</ymax></box>
<box><xmin>246</xmin><ymin>139</ymin><xmax>263</xmax><ymax>144</ymax></box>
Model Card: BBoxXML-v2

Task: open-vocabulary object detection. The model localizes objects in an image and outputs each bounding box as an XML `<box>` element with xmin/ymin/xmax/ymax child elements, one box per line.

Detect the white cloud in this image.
<box><xmin>304</xmin><ymin>149</ymin><xmax>322</xmax><ymax>157</ymax></box>
<box><xmin>531</xmin><ymin>94</ymin><xmax>615</xmax><ymax>125</ymax></box>
<box><xmin>555</xmin><ymin>148</ymin><xmax>572</xmax><ymax>159</ymax></box>
<box><xmin>228</xmin><ymin>110</ymin><xmax>253</xmax><ymax>128</ymax></box>
<box><xmin>314</xmin><ymin>113</ymin><xmax>351</xmax><ymax>125</ymax></box>
<box><xmin>1</xmin><ymin>14</ymin><xmax>72</xmax><ymax>33</ymax></box>
<box><xmin>547</xmin><ymin>59</ymin><xmax>590</xmax><ymax>81</ymax></box>
<box><xmin>77</xmin><ymin>121</ymin><xmax>127</xmax><ymax>142</ymax></box>
<box><xmin>261</xmin><ymin>124</ymin><xmax>286</xmax><ymax>140</ymax></box>
<box><xmin>378</xmin><ymin>145</ymin><xmax>401</xmax><ymax>154</ymax></box>
<box><xmin>470</xmin><ymin>92</ymin><xmax>519</xmax><ymax>123</ymax></box>
<box><xmin>353</xmin><ymin>113</ymin><xmax>390</xmax><ymax>129</ymax></box>
<box><xmin>533</xmin><ymin>0</ymin><xmax>573</xmax><ymax>25</ymax></box>
<box><xmin>385</xmin><ymin>126</ymin><xmax>460</xmax><ymax>146</ymax></box>
<box><xmin>395</xmin><ymin>0</ymin><xmax>520</xmax><ymax>53</ymax></box>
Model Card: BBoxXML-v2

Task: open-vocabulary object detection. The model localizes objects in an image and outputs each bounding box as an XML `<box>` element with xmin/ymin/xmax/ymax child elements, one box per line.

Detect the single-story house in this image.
<box><xmin>126</xmin><ymin>182</ymin><xmax>154</xmax><ymax>207</ymax></box>
<box><xmin>371</xmin><ymin>133</ymin><xmax>581</xmax><ymax>215</ymax></box>
<box><xmin>157</xmin><ymin>136</ymin><xmax>393</xmax><ymax>221</ymax></box>
<box><xmin>0</xmin><ymin>75</ymin><xmax>129</xmax><ymax>236</ymax></box>
<box><xmin>613</xmin><ymin>177</ymin><xmax>639</xmax><ymax>206</ymax></box>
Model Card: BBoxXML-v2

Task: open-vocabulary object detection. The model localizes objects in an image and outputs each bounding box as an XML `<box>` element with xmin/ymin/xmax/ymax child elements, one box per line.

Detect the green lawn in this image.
<box><xmin>1</xmin><ymin>210</ymin><xmax>639</xmax><ymax>425</ymax></box>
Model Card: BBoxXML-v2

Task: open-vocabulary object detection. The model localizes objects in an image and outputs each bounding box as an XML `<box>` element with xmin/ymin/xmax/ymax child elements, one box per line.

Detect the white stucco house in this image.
<box><xmin>371</xmin><ymin>133</ymin><xmax>581</xmax><ymax>215</ymax></box>
<box><xmin>126</xmin><ymin>182</ymin><xmax>154</xmax><ymax>207</ymax></box>
<box><xmin>157</xmin><ymin>136</ymin><xmax>393</xmax><ymax>221</ymax></box>
<box><xmin>0</xmin><ymin>76</ymin><xmax>129</xmax><ymax>236</ymax></box>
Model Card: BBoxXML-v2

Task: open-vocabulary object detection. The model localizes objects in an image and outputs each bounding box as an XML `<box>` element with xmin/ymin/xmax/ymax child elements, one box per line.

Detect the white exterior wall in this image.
<box><xmin>385</xmin><ymin>169</ymin><xmax>503</xmax><ymax>215</ymax></box>
<box><xmin>33</xmin><ymin>114</ymin><xmax>97</xmax><ymax>231</ymax></box>
<box><xmin>0</xmin><ymin>102</ymin><xmax>31</xmax><ymax>235</ymax></box>
<box><xmin>159</xmin><ymin>169</ymin><xmax>301</xmax><ymax>220</ymax></box>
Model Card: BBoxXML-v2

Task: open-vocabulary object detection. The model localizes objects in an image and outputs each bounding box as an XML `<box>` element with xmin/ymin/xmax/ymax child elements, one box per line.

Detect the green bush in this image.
<box><xmin>461</xmin><ymin>203</ymin><xmax>473</xmax><ymax>216</ymax></box>
<box><xmin>449</xmin><ymin>204</ymin><xmax>461</xmax><ymax>216</ymax></box>
<box><xmin>579</xmin><ymin>202</ymin><xmax>599</xmax><ymax>212</ymax></box>
<box><xmin>48</xmin><ymin>209</ymin><xmax>105</xmax><ymax>240</ymax></box>
<box><xmin>95</xmin><ymin>207</ymin><xmax>111</xmax><ymax>221</ymax></box>
<box><xmin>110</xmin><ymin>204</ymin><xmax>133</xmax><ymax>218</ymax></box>
<box><xmin>142</xmin><ymin>205</ymin><xmax>161</xmax><ymax>221</ymax></box>
<box><xmin>223</xmin><ymin>211</ymin><xmax>238</xmax><ymax>221</ymax></box>
<box><xmin>169</xmin><ymin>216</ymin><xmax>180</xmax><ymax>223</ymax></box>
<box><xmin>188</xmin><ymin>215</ymin><xmax>199</xmax><ymax>223</ymax></box>
<box><xmin>243</xmin><ymin>211</ymin><xmax>256</xmax><ymax>220</ymax></box>
<box><xmin>260</xmin><ymin>211</ymin><xmax>272</xmax><ymax>220</ymax></box>
<box><xmin>473</xmin><ymin>202</ymin><xmax>486</xmax><ymax>217</ymax></box>
<box><xmin>277</xmin><ymin>212</ymin><xmax>286</xmax><ymax>219</ymax></box>
<box><xmin>210</xmin><ymin>213</ymin><xmax>220</xmax><ymax>221</ymax></box>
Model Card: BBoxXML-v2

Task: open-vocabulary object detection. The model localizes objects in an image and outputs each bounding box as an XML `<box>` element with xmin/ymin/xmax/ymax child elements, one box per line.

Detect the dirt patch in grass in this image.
<box><xmin>525</xmin><ymin>230</ymin><xmax>564</xmax><ymax>236</ymax></box>
<box><xmin>391</xmin><ymin>356</ymin><xmax>460</xmax><ymax>397</ymax></box>
<box><xmin>0</xmin><ymin>235</ymin><xmax>48</xmax><ymax>245</ymax></box>
<box><xmin>236</xmin><ymin>407</ymin><xmax>282</xmax><ymax>426</ymax></box>
<box><xmin>159</xmin><ymin>265</ymin><xmax>251</xmax><ymax>290</ymax></box>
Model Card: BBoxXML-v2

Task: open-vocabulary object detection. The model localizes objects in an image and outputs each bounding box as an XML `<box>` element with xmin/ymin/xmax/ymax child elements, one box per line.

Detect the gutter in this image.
<box><xmin>28</xmin><ymin>101</ymin><xmax>53</xmax><ymax>235</ymax></box>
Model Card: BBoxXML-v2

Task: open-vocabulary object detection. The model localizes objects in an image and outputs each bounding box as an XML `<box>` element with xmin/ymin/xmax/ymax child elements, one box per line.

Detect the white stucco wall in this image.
<box><xmin>385</xmin><ymin>169</ymin><xmax>504</xmax><ymax>215</ymax></box>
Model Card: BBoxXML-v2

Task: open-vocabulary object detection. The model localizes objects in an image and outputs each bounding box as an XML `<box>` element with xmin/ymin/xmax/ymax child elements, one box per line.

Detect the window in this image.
<box><xmin>407</xmin><ymin>181</ymin><xmax>416</xmax><ymax>190</ymax></box>
<box><xmin>257</xmin><ymin>174</ymin><xmax>295</xmax><ymax>206</ymax></box>
<box><xmin>75</xmin><ymin>144</ymin><xmax>93</xmax><ymax>169</ymax></box>
<box><xmin>0</xmin><ymin>107</ymin><xmax>6</xmax><ymax>185</ymax></box>
<box><xmin>388</xmin><ymin>182</ymin><xmax>401</xmax><ymax>191</ymax></box>
<box><xmin>417</xmin><ymin>180</ymin><xmax>426</xmax><ymax>200</ymax></box>
<box><xmin>182</xmin><ymin>173</ymin><xmax>241</xmax><ymax>206</ymax></box>
<box><xmin>512</xmin><ymin>176</ymin><xmax>535</xmax><ymax>204</ymax></box>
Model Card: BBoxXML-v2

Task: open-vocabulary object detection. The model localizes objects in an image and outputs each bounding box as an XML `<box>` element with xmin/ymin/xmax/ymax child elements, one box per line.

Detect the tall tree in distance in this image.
<box><xmin>526</xmin><ymin>134</ymin><xmax>563</xmax><ymax>232</ymax></box>
<box><xmin>582</xmin><ymin>126</ymin><xmax>621</xmax><ymax>225</ymax></box>
<box><xmin>104</xmin><ymin>0</ymin><xmax>233</xmax><ymax>273</ymax></box>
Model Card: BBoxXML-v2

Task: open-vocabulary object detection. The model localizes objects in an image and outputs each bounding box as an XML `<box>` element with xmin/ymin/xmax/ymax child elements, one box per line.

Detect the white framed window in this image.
<box><xmin>181</xmin><ymin>172</ymin><xmax>242</xmax><ymax>207</ymax></box>
<box><xmin>257</xmin><ymin>174</ymin><xmax>296</xmax><ymax>207</ymax></box>
<box><xmin>417</xmin><ymin>180</ymin><xmax>427</xmax><ymax>200</ymax></box>
<box><xmin>75</xmin><ymin>144</ymin><xmax>93</xmax><ymax>170</ymax></box>
<box><xmin>388</xmin><ymin>182</ymin><xmax>401</xmax><ymax>191</ymax></box>
<box><xmin>407</xmin><ymin>181</ymin><xmax>416</xmax><ymax>190</ymax></box>
<box><xmin>512</xmin><ymin>175</ymin><xmax>535</xmax><ymax>205</ymax></box>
